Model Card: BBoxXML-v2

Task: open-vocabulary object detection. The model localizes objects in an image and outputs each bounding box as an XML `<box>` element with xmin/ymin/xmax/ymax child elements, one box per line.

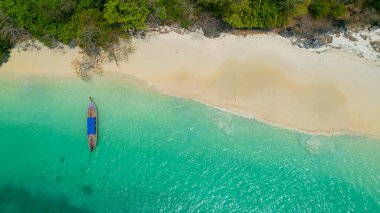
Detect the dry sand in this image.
<box><xmin>1</xmin><ymin>43</ymin><xmax>80</xmax><ymax>77</ymax></box>
<box><xmin>1</xmin><ymin>32</ymin><xmax>380</xmax><ymax>136</ymax></box>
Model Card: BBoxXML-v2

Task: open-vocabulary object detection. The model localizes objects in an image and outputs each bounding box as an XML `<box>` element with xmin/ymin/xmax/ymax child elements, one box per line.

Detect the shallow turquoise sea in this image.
<box><xmin>0</xmin><ymin>71</ymin><xmax>379</xmax><ymax>212</ymax></box>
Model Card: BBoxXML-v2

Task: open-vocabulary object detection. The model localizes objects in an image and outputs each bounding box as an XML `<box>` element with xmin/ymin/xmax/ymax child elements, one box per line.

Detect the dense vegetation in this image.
<box><xmin>0</xmin><ymin>35</ymin><xmax>11</xmax><ymax>65</ymax></box>
<box><xmin>0</xmin><ymin>0</ymin><xmax>378</xmax><ymax>73</ymax></box>
<box><xmin>0</xmin><ymin>0</ymin><xmax>147</xmax><ymax>55</ymax></box>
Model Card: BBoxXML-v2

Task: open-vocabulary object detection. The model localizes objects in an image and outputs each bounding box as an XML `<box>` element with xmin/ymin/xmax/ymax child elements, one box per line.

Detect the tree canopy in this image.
<box><xmin>309</xmin><ymin>0</ymin><xmax>346</xmax><ymax>20</ymax></box>
<box><xmin>0</xmin><ymin>35</ymin><xmax>10</xmax><ymax>64</ymax></box>
<box><xmin>104</xmin><ymin>0</ymin><xmax>149</xmax><ymax>31</ymax></box>
<box><xmin>0</xmin><ymin>0</ymin><xmax>378</xmax><ymax>70</ymax></box>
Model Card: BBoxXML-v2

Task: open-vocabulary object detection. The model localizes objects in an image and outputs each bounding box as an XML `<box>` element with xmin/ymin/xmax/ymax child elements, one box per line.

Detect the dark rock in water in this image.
<box><xmin>0</xmin><ymin>184</ymin><xmax>93</xmax><ymax>213</ymax></box>
<box><xmin>82</xmin><ymin>186</ymin><xmax>93</xmax><ymax>195</ymax></box>
<box><xmin>55</xmin><ymin>176</ymin><xmax>62</xmax><ymax>181</ymax></box>
<box><xmin>60</xmin><ymin>157</ymin><xmax>65</xmax><ymax>163</ymax></box>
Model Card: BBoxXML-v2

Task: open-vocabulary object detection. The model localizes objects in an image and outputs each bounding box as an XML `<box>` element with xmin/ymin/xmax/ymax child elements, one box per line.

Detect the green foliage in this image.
<box><xmin>180</xmin><ymin>19</ymin><xmax>192</xmax><ymax>28</ymax></box>
<box><xmin>223</xmin><ymin>0</ymin><xmax>255</xmax><ymax>28</ymax></box>
<box><xmin>70</xmin><ymin>8</ymin><xmax>126</xmax><ymax>56</ymax></box>
<box><xmin>0</xmin><ymin>36</ymin><xmax>11</xmax><ymax>65</ymax></box>
<box><xmin>375</xmin><ymin>0</ymin><xmax>380</xmax><ymax>11</ymax></box>
<box><xmin>0</xmin><ymin>0</ymin><xmax>374</xmax><ymax>61</ymax></box>
<box><xmin>309</xmin><ymin>0</ymin><xmax>346</xmax><ymax>20</ymax></box>
<box><xmin>197</xmin><ymin>0</ymin><xmax>286</xmax><ymax>28</ymax></box>
<box><xmin>281</xmin><ymin>0</ymin><xmax>311</xmax><ymax>19</ymax></box>
<box><xmin>310</xmin><ymin>0</ymin><xmax>331</xmax><ymax>19</ymax></box>
<box><xmin>196</xmin><ymin>0</ymin><xmax>230</xmax><ymax>16</ymax></box>
<box><xmin>104</xmin><ymin>0</ymin><xmax>149</xmax><ymax>31</ymax></box>
<box><xmin>0</xmin><ymin>0</ymin><xmax>136</xmax><ymax>56</ymax></box>
<box><xmin>331</xmin><ymin>2</ymin><xmax>346</xmax><ymax>19</ymax></box>
<box><xmin>75</xmin><ymin>0</ymin><xmax>106</xmax><ymax>10</ymax></box>
<box><xmin>0</xmin><ymin>0</ymin><xmax>76</xmax><ymax>46</ymax></box>
<box><xmin>148</xmin><ymin>0</ymin><xmax>195</xmax><ymax>27</ymax></box>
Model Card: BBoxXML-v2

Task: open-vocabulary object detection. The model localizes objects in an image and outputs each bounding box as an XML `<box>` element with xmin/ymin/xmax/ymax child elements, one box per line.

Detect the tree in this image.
<box><xmin>76</xmin><ymin>0</ymin><xmax>106</xmax><ymax>10</ymax></box>
<box><xmin>331</xmin><ymin>1</ymin><xmax>346</xmax><ymax>19</ymax></box>
<box><xmin>0</xmin><ymin>11</ymin><xmax>29</xmax><ymax>44</ymax></box>
<box><xmin>310</xmin><ymin>0</ymin><xmax>331</xmax><ymax>19</ymax></box>
<box><xmin>0</xmin><ymin>0</ymin><xmax>73</xmax><ymax>46</ymax></box>
<box><xmin>373</xmin><ymin>0</ymin><xmax>380</xmax><ymax>11</ymax></box>
<box><xmin>148</xmin><ymin>0</ymin><xmax>195</xmax><ymax>27</ymax></box>
<box><xmin>280</xmin><ymin>0</ymin><xmax>311</xmax><ymax>19</ymax></box>
<box><xmin>309</xmin><ymin>0</ymin><xmax>347</xmax><ymax>20</ymax></box>
<box><xmin>221</xmin><ymin>0</ymin><xmax>284</xmax><ymax>28</ymax></box>
<box><xmin>104</xmin><ymin>0</ymin><xmax>149</xmax><ymax>31</ymax></box>
<box><xmin>0</xmin><ymin>35</ymin><xmax>11</xmax><ymax>65</ymax></box>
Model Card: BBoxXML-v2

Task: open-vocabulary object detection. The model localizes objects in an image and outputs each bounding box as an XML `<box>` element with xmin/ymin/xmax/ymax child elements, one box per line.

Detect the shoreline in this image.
<box><xmin>1</xmin><ymin>30</ymin><xmax>380</xmax><ymax>137</ymax></box>
<box><xmin>167</xmin><ymin>92</ymin><xmax>380</xmax><ymax>138</ymax></box>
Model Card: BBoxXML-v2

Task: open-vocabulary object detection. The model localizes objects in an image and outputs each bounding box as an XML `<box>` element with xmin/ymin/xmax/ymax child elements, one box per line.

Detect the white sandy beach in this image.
<box><xmin>1</xmin><ymin>31</ymin><xmax>380</xmax><ymax>136</ymax></box>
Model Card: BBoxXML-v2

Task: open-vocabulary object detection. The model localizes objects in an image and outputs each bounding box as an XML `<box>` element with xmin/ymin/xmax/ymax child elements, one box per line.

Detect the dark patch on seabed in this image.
<box><xmin>82</xmin><ymin>186</ymin><xmax>92</xmax><ymax>196</ymax></box>
<box><xmin>55</xmin><ymin>176</ymin><xmax>62</xmax><ymax>181</ymax></box>
<box><xmin>0</xmin><ymin>184</ymin><xmax>93</xmax><ymax>213</ymax></box>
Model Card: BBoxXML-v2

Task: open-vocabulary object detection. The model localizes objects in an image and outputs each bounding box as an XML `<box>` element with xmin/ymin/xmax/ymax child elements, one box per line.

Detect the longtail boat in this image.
<box><xmin>87</xmin><ymin>97</ymin><xmax>97</xmax><ymax>152</ymax></box>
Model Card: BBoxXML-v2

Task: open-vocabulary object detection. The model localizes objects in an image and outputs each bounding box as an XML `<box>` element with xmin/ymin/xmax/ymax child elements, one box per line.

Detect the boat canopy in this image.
<box><xmin>87</xmin><ymin>117</ymin><xmax>96</xmax><ymax>134</ymax></box>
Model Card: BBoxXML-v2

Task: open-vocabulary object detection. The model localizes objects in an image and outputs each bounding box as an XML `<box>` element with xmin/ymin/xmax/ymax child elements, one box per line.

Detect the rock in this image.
<box><xmin>174</xmin><ymin>28</ymin><xmax>185</xmax><ymax>35</ymax></box>
<box><xmin>344</xmin><ymin>33</ymin><xmax>358</xmax><ymax>42</ymax></box>
<box><xmin>360</xmin><ymin>34</ymin><xmax>368</xmax><ymax>40</ymax></box>
<box><xmin>368</xmin><ymin>25</ymin><xmax>379</xmax><ymax>31</ymax></box>
<box><xmin>302</xmin><ymin>38</ymin><xmax>324</xmax><ymax>49</ymax></box>
<box><xmin>370</xmin><ymin>41</ymin><xmax>380</xmax><ymax>53</ymax></box>
<box><xmin>159</xmin><ymin>26</ymin><xmax>170</xmax><ymax>34</ymax></box>
<box><xmin>322</xmin><ymin>35</ymin><xmax>333</xmax><ymax>44</ymax></box>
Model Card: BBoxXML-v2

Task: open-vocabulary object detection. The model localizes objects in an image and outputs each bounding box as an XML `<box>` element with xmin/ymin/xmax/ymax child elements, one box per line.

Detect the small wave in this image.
<box><xmin>304</xmin><ymin>137</ymin><xmax>321</xmax><ymax>155</ymax></box>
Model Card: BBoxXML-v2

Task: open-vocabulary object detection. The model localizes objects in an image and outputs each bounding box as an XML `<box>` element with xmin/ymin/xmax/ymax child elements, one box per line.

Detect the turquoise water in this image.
<box><xmin>0</xmin><ymin>71</ymin><xmax>379</xmax><ymax>212</ymax></box>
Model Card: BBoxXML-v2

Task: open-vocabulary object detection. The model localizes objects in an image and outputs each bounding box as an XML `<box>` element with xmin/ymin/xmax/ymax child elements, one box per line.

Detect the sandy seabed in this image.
<box><xmin>2</xmin><ymin>31</ymin><xmax>380</xmax><ymax>137</ymax></box>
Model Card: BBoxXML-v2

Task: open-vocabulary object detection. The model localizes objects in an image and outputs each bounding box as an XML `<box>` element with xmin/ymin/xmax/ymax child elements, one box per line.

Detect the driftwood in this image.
<box><xmin>80</xmin><ymin>28</ymin><xmax>101</xmax><ymax>57</ymax></box>
<box><xmin>105</xmin><ymin>40</ymin><xmax>135</xmax><ymax>65</ymax></box>
<box><xmin>72</xmin><ymin>54</ymin><xmax>103</xmax><ymax>80</ymax></box>
<box><xmin>72</xmin><ymin>39</ymin><xmax>135</xmax><ymax>80</ymax></box>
